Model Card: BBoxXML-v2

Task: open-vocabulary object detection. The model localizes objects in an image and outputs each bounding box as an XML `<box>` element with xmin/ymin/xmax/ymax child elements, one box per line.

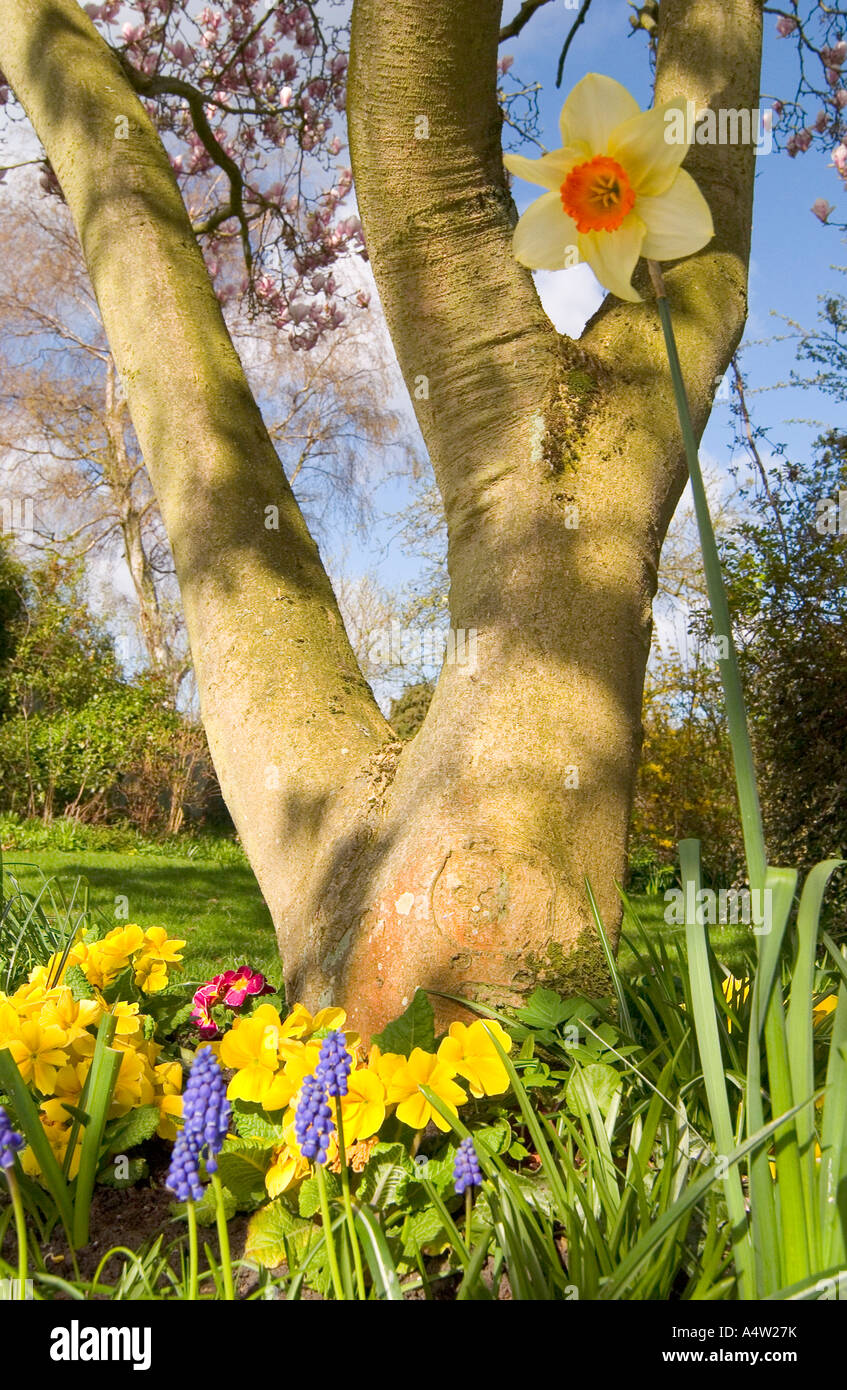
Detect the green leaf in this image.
<box><xmin>99</xmin><ymin>1156</ymin><xmax>147</xmax><ymax>1189</ymax></box>
<box><xmin>245</xmin><ymin>1198</ymin><xmax>313</xmax><ymax>1270</ymax></box>
<box><xmin>231</xmin><ymin>1102</ymin><xmax>286</xmax><ymax>1143</ymax></box>
<box><xmin>400</xmin><ymin>1205</ymin><xmax>449</xmax><ymax>1258</ymax></box>
<box><xmin>371</xmin><ymin>988</ymin><xmax>435</xmax><ymax>1057</ymax></box>
<box><xmin>297</xmin><ymin>1168</ymin><xmax>341</xmax><ymax>1218</ymax></box>
<box><xmin>356</xmin><ymin>1142</ymin><xmax>416</xmax><ymax>1209</ymax></box>
<box><xmin>172</xmin><ymin>1184</ymin><xmax>237</xmax><ymax>1228</ymax></box>
<box><xmin>514</xmin><ymin>988</ymin><xmax>571</xmax><ymax>1031</ymax></box>
<box><xmin>105</xmin><ymin>1104</ymin><xmax>160</xmax><ymax>1154</ymax></box>
<box><xmin>216</xmin><ymin>1140</ymin><xmax>273</xmax><ymax>1205</ymax></box>
<box><xmin>566</xmin><ymin>1062</ymin><xmax>622</xmax><ymax>1117</ymax></box>
<box><xmin>64</xmin><ymin>964</ymin><xmax>96</xmax><ymax>1001</ymax></box>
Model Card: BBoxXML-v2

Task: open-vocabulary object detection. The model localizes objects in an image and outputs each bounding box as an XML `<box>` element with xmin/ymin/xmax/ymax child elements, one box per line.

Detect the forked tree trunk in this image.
<box><xmin>0</xmin><ymin>0</ymin><xmax>763</xmax><ymax>1039</ymax></box>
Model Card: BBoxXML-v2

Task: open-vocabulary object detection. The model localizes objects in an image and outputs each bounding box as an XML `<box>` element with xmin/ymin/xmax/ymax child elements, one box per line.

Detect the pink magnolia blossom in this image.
<box><xmin>811</xmin><ymin>198</ymin><xmax>835</xmax><ymax>222</ymax></box>
<box><xmin>776</xmin><ymin>16</ymin><xmax>798</xmax><ymax>37</ymax></box>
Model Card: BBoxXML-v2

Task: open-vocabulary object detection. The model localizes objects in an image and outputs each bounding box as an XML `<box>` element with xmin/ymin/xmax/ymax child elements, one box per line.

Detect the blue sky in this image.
<box><xmin>346</xmin><ymin>1</ymin><xmax>847</xmax><ymax>616</ymax></box>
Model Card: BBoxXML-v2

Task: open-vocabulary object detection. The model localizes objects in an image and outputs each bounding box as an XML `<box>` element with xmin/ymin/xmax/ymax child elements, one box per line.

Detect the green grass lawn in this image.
<box><xmin>1</xmin><ymin>849</ymin><xmax>283</xmax><ymax>992</ymax></box>
<box><xmin>2</xmin><ymin>845</ymin><xmax>751</xmax><ymax>1002</ymax></box>
<box><xmin>619</xmin><ymin>892</ymin><xmax>750</xmax><ymax>974</ymax></box>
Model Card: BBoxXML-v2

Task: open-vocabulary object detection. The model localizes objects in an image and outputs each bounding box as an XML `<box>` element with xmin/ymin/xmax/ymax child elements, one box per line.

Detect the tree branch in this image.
<box><xmin>498</xmin><ymin>0</ymin><xmax>555</xmax><ymax>43</ymax></box>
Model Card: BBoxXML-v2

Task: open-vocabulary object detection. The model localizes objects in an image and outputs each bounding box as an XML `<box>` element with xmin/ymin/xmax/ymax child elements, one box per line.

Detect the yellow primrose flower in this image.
<box><xmin>38</xmin><ymin>989</ymin><xmax>102</xmax><ymax>1049</ymax></box>
<box><xmin>10</xmin><ymin>978</ymin><xmax>59</xmax><ymax>1018</ymax></box>
<box><xmin>339</xmin><ymin>1067</ymin><xmax>386</xmax><ymax>1143</ymax></box>
<box><xmin>156</xmin><ymin>1090</ymin><xmax>183</xmax><ymax>1141</ymax></box>
<box><xmin>52</xmin><ymin>1059</ymin><xmax>90</xmax><ymax>1104</ymax></box>
<box><xmin>504</xmin><ymin>72</ymin><xmax>713</xmax><ymax>302</ymax></box>
<box><xmin>370</xmin><ymin>1045</ymin><xmax>407</xmax><ymax>1090</ymax></box>
<box><xmin>265</xmin><ymin>1142</ymin><xmax>310</xmax><ymax>1197</ymax></box>
<box><xmin>5</xmin><ymin>1021</ymin><xmax>69</xmax><ymax>1095</ymax></box>
<box><xmin>219</xmin><ymin>1004</ymin><xmax>294</xmax><ymax>1106</ymax></box>
<box><xmin>437</xmin><ymin>1019</ymin><xmax>513</xmax><ymax>1098</ymax></box>
<box><xmin>385</xmin><ymin>1048</ymin><xmax>467</xmax><ymax>1132</ymax></box>
<box><xmin>109</xmin><ymin>1049</ymin><xmax>156</xmax><ymax>1117</ymax></box>
<box><xmin>133</xmin><ymin>955</ymin><xmax>170</xmax><ymax>994</ymax></box>
<box><xmin>0</xmin><ymin>998</ymin><xmax>24</xmax><ymax>1046</ymax></box>
<box><xmin>22</xmin><ymin>1106</ymin><xmax>83</xmax><ymax>1182</ymax></box>
<box><xmin>82</xmin><ymin>926</ymin><xmax>145</xmax><ymax>989</ymax></box>
<box><xmin>132</xmin><ymin>926</ymin><xmax>186</xmax><ymax>992</ymax></box>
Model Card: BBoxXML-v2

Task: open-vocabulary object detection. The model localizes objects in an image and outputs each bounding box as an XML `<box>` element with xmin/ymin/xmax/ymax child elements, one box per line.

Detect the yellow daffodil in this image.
<box><xmin>5</xmin><ymin>1020</ymin><xmax>69</xmax><ymax>1095</ymax></box>
<box><xmin>385</xmin><ymin>1048</ymin><xmax>467</xmax><ymax>1132</ymax></box>
<box><xmin>721</xmin><ymin>975</ymin><xmax>750</xmax><ymax>1033</ymax></box>
<box><xmin>437</xmin><ymin>1018</ymin><xmax>513</xmax><ymax>1098</ymax></box>
<box><xmin>504</xmin><ymin>72</ymin><xmax>713</xmax><ymax>301</ymax></box>
<box><xmin>339</xmin><ymin>1067</ymin><xmax>386</xmax><ymax>1142</ymax></box>
<box><xmin>813</xmin><ymin>994</ymin><xmax>838</xmax><ymax>1024</ymax></box>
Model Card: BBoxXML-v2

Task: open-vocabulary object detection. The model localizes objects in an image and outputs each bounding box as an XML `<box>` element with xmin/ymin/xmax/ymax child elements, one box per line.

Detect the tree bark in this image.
<box><xmin>0</xmin><ymin>0</ymin><xmax>764</xmax><ymax>1040</ymax></box>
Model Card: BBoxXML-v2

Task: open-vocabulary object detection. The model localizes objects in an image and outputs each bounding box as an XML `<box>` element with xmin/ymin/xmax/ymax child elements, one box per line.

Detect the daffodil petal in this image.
<box><xmin>503</xmin><ymin>146</ymin><xmax>584</xmax><ymax>191</ymax></box>
<box><xmin>609</xmin><ymin>98</ymin><xmax>692</xmax><ymax>196</ymax></box>
<box><xmin>513</xmin><ymin>191</ymin><xmax>580</xmax><ymax>271</ymax></box>
<box><xmin>637</xmin><ymin>169</ymin><xmax>714</xmax><ymax>260</ymax></box>
<box><xmin>560</xmin><ymin>73</ymin><xmax>640</xmax><ymax>152</ymax></box>
<box><xmin>578</xmin><ymin>212</ymin><xmax>646</xmax><ymax>302</ymax></box>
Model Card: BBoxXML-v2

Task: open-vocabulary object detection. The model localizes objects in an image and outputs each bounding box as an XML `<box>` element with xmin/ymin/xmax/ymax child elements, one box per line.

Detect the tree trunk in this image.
<box><xmin>0</xmin><ymin>0</ymin><xmax>763</xmax><ymax>1040</ymax></box>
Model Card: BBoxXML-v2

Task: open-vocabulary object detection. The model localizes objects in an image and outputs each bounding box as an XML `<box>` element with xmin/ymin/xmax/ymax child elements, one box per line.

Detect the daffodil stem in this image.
<box><xmin>335</xmin><ymin>1105</ymin><xmax>366</xmax><ymax>1300</ymax></box>
<box><xmin>186</xmin><ymin>1199</ymin><xmax>198</xmax><ymax>1301</ymax></box>
<box><xmin>210</xmin><ymin>1171</ymin><xmax>235</xmax><ymax>1301</ymax></box>
<box><xmin>315</xmin><ymin>1162</ymin><xmax>345</xmax><ymax>1300</ymax></box>
<box><xmin>6</xmin><ymin>1170</ymin><xmax>28</xmax><ymax>1300</ymax></box>
<box><xmin>648</xmin><ymin>259</ymin><xmax>767</xmax><ymax>897</ymax></box>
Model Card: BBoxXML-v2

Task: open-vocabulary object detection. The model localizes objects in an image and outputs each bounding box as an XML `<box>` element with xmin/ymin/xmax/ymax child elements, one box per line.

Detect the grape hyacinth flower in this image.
<box><xmin>453</xmin><ymin>1136</ymin><xmax>483</xmax><ymax>1195</ymax></box>
<box><xmin>315</xmin><ymin>1029</ymin><xmax>352</xmax><ymax>1098</ymax></box>
<box><xmin>166</xmin><ymin>1046</ymin><xmax>231</xmax><ymax>1198</ymax></box>
<box><xmin>0</xmin><ymin>1106</ymin><xmax>24</xmax><ymax>1171</ymax></box>
<box><xmin>295</xmin><ymin>1073</ymin><xmax>335</xmax><ymax>1164</ymax></box>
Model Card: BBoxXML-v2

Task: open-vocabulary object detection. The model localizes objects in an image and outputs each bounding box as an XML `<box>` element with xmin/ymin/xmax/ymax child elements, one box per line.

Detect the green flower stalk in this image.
<box><xmin>0</xmin><ymin>1106</ymin><xmax>27</xmax><ymax>1300</ymax></box>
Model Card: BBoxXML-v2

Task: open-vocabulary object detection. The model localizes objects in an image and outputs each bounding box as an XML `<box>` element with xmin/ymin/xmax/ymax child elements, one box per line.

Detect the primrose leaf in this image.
<box><xmin>245</xmin><ymin>1198</ymin><xmax>314</xmax><ymax>1270</ymax></box>
<box><xmin>104</xmin><ymin>1103</ymin><xmax>160</xmax><ymax>1153</ymax></box>
<box><xmin>356</xmin><ymin>1142</ymin><xmax>416</xmax><ymax>1209</ymax></box>
<box><xmin>216</xmin><ymin>1140</ymin><xmax>273</xmax><ymax>1205</ymax></box>
<box><xmin>371</xmin><ymin>989</ymin><xmax>435</xmax><ymax>1058</ymax></box>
